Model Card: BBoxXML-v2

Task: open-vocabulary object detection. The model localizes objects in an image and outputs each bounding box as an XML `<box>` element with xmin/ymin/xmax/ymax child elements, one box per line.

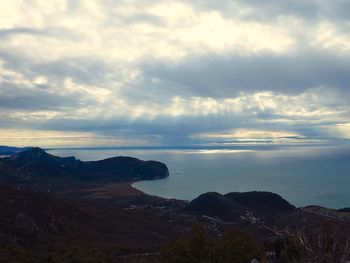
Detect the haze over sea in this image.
<box><xmin>49</xmin><ymin>142</ymin><xmax>350</xmax><ymax>209</ymax></box>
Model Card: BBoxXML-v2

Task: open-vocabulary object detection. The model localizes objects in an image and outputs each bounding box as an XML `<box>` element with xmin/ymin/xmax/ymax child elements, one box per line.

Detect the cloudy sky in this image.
<box><xmin>0</xmin><ymin>0</ymin><xmax>350</xmax><ymax>147</ymax></box>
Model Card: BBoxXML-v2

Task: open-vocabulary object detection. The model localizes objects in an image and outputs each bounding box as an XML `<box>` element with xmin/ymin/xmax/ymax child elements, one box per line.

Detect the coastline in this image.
<box><xmin>130</xmin><ymin>182</ymin><xmax>149</xmax><ymax>196</ymax></box>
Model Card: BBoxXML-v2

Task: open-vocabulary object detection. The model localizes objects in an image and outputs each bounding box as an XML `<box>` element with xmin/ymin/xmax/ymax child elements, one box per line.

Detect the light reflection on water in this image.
<box><xmin>49</xmin><ymin>144</ymin><xmax>350</xmax><ymax>209</ymax></box>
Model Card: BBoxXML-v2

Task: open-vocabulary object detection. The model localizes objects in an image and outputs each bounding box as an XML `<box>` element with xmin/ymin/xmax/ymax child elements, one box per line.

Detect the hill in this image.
<box><xmin>0</xmin><ymin>147</ymin><xmax>169</xmax><ymax>192</ymax></box>
<box><xmin>0</xmin><ymin>183</ymin><xmax>192</xmax><ymax>262</ymax></box>
<box><xmin>187</xmin><ymin>191</ymin><xmax>295</xmax><ymax>222</ymax></box>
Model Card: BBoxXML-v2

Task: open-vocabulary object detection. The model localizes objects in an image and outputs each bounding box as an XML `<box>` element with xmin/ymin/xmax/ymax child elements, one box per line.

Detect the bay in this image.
<box><xmin>49</xmin><ymin>143</ymin><xmax>350</xmax><ymax>209</ymax></box>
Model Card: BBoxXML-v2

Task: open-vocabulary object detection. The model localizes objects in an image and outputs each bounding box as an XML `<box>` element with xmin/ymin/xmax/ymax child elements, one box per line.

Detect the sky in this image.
<box><xmin>0</xmin><ymin>0</ymin><xmax>350</xmax><ymax>147</ymax></box>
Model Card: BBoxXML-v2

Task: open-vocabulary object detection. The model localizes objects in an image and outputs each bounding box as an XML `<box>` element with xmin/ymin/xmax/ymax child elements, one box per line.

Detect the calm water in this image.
<box><xmin>49</xmin><ymin>144</ymin><xmax>350</xmax><ymax>209</ymax></box>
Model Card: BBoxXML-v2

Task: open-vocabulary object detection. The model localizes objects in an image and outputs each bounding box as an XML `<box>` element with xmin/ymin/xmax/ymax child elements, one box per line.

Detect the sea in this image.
<box><xmin>48</xmin><ymin>142</ymin><xmax>350</xmax><ymax>209</ymax></box>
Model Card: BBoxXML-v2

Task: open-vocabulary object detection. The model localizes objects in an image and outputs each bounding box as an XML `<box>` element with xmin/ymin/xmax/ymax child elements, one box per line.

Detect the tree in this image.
<box><xmin>278</xmin><ymin>220</ymin><xmax>350</xmax><ymax>263</ymax></box>
<box><xmin>161</xmin><ymin>224</ymin><xmax>265</xmax><ymax>263</ymax></box>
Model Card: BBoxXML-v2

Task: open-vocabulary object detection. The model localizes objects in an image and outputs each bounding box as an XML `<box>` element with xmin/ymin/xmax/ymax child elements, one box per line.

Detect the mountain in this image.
<box><xmin>0</xmin><ymin>147</ymin><xmax>169</xmax><ymax>190</ymax></box>
<box><xmin>10</xmin><ymin>147</ymin><xmax>76</xmax><ymax>165</ymax></box>
<box><xmin>0</xmin><ymin>146</ymin><xmax>32</xmax><ymax>156</ymax></box>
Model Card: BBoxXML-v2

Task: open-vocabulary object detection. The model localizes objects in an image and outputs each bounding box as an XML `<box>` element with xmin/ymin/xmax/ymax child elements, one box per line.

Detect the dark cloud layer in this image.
<box><xmin>193</xmin><ymin>0</ymin><xmax>350</xmax><ymax>22</ymax></box>
<box><xmin>0</xmin><ymin>84</ymin><xmax>83</xmax><ymax>110</ymax></box>
<box><xmin>140</xmin><ymin>51</ymin><xmax>350</xmax><ymax>98</ymax></box>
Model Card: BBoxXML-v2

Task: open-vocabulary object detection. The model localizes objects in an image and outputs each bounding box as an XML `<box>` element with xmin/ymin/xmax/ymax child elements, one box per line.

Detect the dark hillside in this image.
<box><xmin>0</xmin><ymin>184</ymin><xmax>192</xmax><ymax>262</ymax></box>
<box><xmin>0</xmin><ymin>147</ymin><xmax>169</xmax><ymax>190</ymax></box>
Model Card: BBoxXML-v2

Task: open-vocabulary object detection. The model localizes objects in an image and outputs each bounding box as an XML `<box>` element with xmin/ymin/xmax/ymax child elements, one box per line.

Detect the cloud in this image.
<box><xmin>192</xmin><ymin>0</ymin><xmax>350</xmax><ymax>23</ymax></box>
<box><xmin>0</xmin><ymin>0</ymin><xmax>349</xmax><ymax>147</ymax></box>
<box><xmin>9</xmin><ymin>87</ymin><xmax>343</xmax><ymax>146</ymax></box>
<box><xmin>138</xmin><ymin>51</ymin><xmax>350</xmax><ymax>98</ymax></box>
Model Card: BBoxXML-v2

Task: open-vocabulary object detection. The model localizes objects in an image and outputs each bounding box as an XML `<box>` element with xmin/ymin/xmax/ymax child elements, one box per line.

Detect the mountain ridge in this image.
<box><xmin>0</xmin><ymin>146</ymin><xmax>32</xmax><ymax>156</ymax></box>
<box><xmin>0</xmin><ymin>147</ymin><xmax>169</xmax><ymax>190</ymax></box>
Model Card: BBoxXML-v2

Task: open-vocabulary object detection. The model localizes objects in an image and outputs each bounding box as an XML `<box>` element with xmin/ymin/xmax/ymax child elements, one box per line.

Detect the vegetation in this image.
<box><xmin>162</xmin><ymin>220</ymin><xmax>350</xmax><ymax>263</ymax></box>
<box><xmin>277</xmin><ymin>220</ymin><xmax>350</xmax><ymax>263</ymax></box>
<box><xmin>161</xmin><ymin>224</ymin><xmax>265</xmax><ymax>263</ymax></box>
